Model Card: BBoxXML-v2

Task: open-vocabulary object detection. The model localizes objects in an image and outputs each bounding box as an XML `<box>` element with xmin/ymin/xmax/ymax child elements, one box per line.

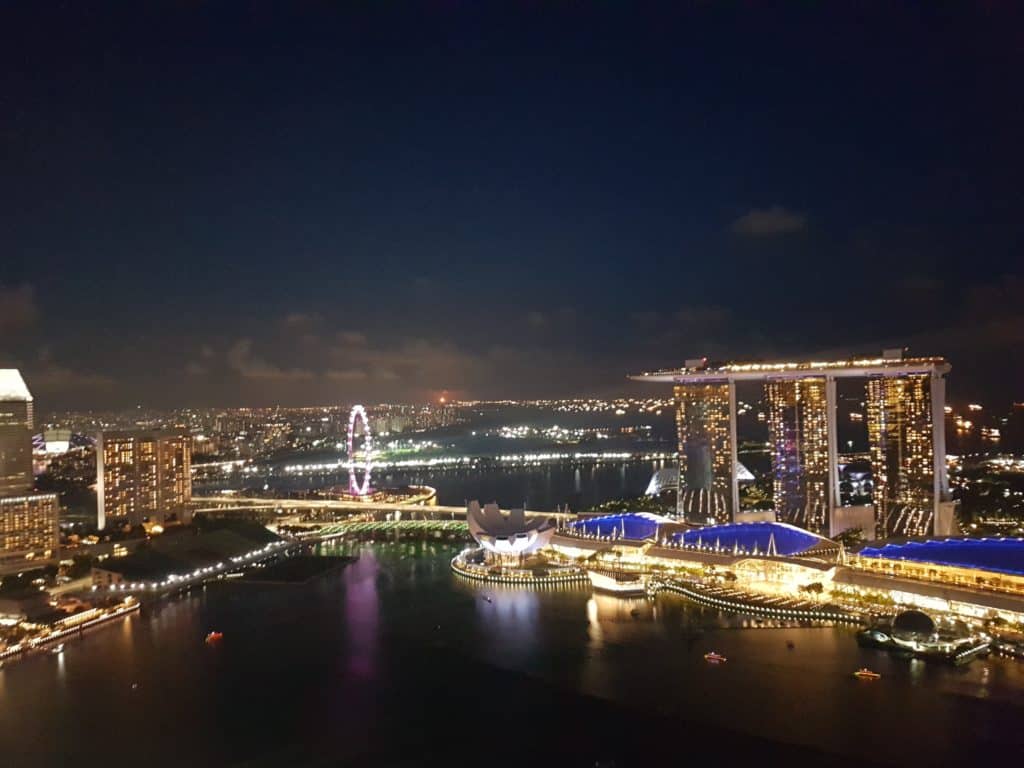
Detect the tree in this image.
<box><xmin>67</xmin><ymin>555</ymin><xmax>94</xmax><ymax>579</ymax></box>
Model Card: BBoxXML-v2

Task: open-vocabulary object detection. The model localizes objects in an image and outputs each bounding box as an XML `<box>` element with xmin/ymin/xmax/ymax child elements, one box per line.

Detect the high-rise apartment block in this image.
<box><xmin>0</xmin><ymin>370</ymin><xmax>59</xmax><ymax>575</ymax></box>
<box><xmin>97</xmin><ymin>431</ymin><xmax>192</xmax><ymax>529</ymax></box>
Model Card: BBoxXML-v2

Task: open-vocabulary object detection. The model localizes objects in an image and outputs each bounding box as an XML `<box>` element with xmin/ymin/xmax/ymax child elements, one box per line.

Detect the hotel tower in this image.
<box><xmin>633</xmin><ymin>350</ymin><xmax>954</xmax><ymax>539</ymax></box>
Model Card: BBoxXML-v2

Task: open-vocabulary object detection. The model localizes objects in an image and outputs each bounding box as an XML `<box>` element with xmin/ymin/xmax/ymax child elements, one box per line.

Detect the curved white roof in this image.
<box><xmin>467</xmin><ymin>501</ymin><xmax>555</xmax><ymax>556</ymax></box>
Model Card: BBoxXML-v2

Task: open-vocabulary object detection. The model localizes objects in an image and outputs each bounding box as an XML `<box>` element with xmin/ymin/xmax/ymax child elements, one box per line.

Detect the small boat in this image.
<box><xmin>704</xmin><ymin>651</ymin><xmax>727</xmax><ymax>664</ymax></box>
<box><xmin>482</xmin><ymin>595</ymin><xmax>492</xmax><ymax>603</ymax></box>
<box><xmin>50</xmin><ymin>643</ymin><xmax>65</xmax><ymax>655</ymax></box>
<box><xmin>853</xmin><ymin>668</ymin><xmax>881</xmax><ymax>680</ymax></box>
<box><xmin>786</xmin><ymin>641</ymin><xmax>795</xmax><ymax>650</ymax></box>
<box><xmin>205</xmin><ymin>631</ymin><xmax>224</xmax><ymax>645</ymax></box>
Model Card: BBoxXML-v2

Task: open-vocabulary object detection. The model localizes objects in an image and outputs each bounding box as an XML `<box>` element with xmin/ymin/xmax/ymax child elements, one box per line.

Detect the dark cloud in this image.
<box><xmin>335</xmin><ymin>331</ymin><xmax>368</xmax><ymax>346</ymax></box>
<box><xmin>21</xmin><ymin>362</ymin><xmax>116</xmax><ymax>400</ymax></box>
<box><xmin>631</xmin><ymin>305</ymin><xmax>765</xmax><ymax>364</ymax></box>
<box><xmin>732</xmin><ymin>206</ymin><xmax>807</xmax><ymax>237</ymax></box>
<box><xmin>526</xmin><ymin>310</ymin><xmax>547</xmax><ymax>329</ymax></box>
<box><xmin>326</xmin><ymin>369</ymin><xmax>369</xmax><ymax>382</ymax></box>
<box><xmin>0</xmin><ymin>284</ymin><xmax>37</xmax><ymax>334</ymax></box>
<box><xmin>170</xmin><ymin>317</ymin><xmax>610</xmax><ymax>405</ymax></box>
<box><xmin>281</xmin><ymin>312</ymin><xmax>324</xmax><ymax>332</ymax></box>
<box><xmin>805</xmin><ymin>275</ymin><xmax>1024</xmax><ymax>403</ymax></box>
<box><xmin>226</xmin><ymin>338</ymin><xmax>315</xmax><ymax>382</ymax></box>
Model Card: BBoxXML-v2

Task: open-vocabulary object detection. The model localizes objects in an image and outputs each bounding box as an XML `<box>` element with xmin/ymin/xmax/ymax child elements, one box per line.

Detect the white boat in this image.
<box><xmin>587</xmin><ymin>569</ymin><xmax>646</xmax><ymax>596</ymax></box>
<box><xmin>50</xmin><ymin>643</ymin><xmax>65</xmax><ymax>655</ymax></box>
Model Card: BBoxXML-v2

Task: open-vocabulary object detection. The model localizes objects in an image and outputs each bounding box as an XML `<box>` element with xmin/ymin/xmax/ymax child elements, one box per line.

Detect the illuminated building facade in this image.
<box><xmin>633</xmin><ymin>352</ymin><xmax>953</xmax><ymax>538</ymax></box>
<box><xmin>866</xmin><ymin>374</ymin><xmax>943</xmax><ymax>538</ymax></box>
<box><xmin>97</xmin><ymin>430</ymin><xmax>192</xmax><ymax>529</ymax></box>
<box><xmin>0</xmin><ymin>370</ymin><xmax>59</xmax><ymax>574</ymax></box>
<box><xmin>0</xmin><ymin>369</ymin><xmax>34</xmax><ymax>496</ymax></box>
<box><xmin>674</xmin><ymin>381</ymin><xmax>734</xmax><ymax>523</ymax></box>
<box><xmin>0</xmin><ymin>493</ymin><xmax>60</xmax><ymax>575</ymax></box>
<box><xmin>765</xmin><ymin>377</ymin><xmax>832</xmax><ymax>534</ymax></box>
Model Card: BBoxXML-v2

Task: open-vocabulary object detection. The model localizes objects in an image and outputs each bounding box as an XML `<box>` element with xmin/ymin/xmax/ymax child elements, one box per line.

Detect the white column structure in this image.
<box><xmin>96</xmin><ymin>432</ymin><xmax>106</xmax><ymax>531</ymax></box>
<box><xmin>728</xmin><ymin>379</ymin><xmax>740</xmax><ymax>522</ymax></box>
<box><xmin>825</xmin><ymin>375</ymin><xmax>841</xmax><ymax>520</ymax></box>
<box><xmin>930</xmin><ymin>372</ymin><xmax>949</xmax><ymax>500</ymax></box>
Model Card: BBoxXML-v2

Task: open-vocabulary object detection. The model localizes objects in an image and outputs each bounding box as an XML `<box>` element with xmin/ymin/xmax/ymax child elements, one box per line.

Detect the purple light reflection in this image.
<box><xmin>343</xmin><ymin>549</ymin><xmax>380</xmax><ymax>681</ymax></box>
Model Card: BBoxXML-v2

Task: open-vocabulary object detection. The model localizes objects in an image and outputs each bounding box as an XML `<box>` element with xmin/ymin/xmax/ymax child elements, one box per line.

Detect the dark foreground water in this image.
<box><xmin>3</xmin><ymin>540</ymin><xmax>1023</xmax><ymax>767</ymax></box>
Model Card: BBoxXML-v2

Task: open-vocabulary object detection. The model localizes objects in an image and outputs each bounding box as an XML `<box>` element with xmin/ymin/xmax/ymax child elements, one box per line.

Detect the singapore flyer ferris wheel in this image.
<box><xmin>346</xmin><ymin>404</ymin><xmax>373</xmax><ymax>496</ymax></box>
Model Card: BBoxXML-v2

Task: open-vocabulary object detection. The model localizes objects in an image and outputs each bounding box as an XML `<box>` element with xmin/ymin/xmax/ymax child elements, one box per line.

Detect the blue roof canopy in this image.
<box><xmin>858</xmin><ymin>538</ymin><xmax>1024</xmax><ymax>577</ymax></box>
<box><xmin>569</xmin><ymin>513</ymin><xmax>669</xmax><ymax>541</ymax></box>
<box><xmin>673</xmin><ymin>521</ymin><xmax>830</xmax><ymax>557</ymax></box>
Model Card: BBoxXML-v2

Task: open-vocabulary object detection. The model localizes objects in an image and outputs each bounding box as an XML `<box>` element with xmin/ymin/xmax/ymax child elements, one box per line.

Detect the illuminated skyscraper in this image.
<box><xmin>765</xmin><ymin>377</ymin><xmax>833</xmax><ymax>534</ymax></box>
<box><xmin>866</xmin><ymin>374</ymin><xmax>943</xmax><ymax>538</ymax></box>
<box><xmin>0</xmin><ymin>369</ymin><xmax>34</xmax><ymax>496</ymax></box>
<box><xmin>674</xmin><ymin>381</ymin><xmax>735</xmax><ymax>523</ymax></box>
<box><xmin>634</xmin><ymin>352</ymin><xmax>953</xmax><ymax>538</ymax></box>
<box><xmin>0</xmin><ymin>370</ymin><xmax>59</xmax><ymax>575</ymax></box>
<box><xmin>0</xmin><ymin>493</ymin><xmax>60</xmax><ymax>574</ymax></box>
<box><xmin>97</xmin><ymin>431</ymin><xmax>192</xmax><ymax>529</ymax></box>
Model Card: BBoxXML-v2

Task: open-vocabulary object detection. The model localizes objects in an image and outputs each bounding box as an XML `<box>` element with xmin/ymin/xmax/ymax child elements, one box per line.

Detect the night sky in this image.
<box><xmin>2</xmin><ymin>3</ymin><xmax>1022</xmax><ymax>411</ymax></box>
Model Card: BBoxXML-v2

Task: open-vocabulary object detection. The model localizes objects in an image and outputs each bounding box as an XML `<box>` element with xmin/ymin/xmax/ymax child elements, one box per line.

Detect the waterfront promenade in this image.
<box><xmin>0</xmin><ymin>597</ymin><xmax>139</xmax><ymax>665</ymax></box>
<box><xmin>191</xmin><ymin>494</ymin><xmax>573</xmax><ymax>521</ymax></box>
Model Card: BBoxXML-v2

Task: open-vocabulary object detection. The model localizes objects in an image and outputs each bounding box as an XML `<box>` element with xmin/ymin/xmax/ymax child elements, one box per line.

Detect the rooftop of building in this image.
<box><xmin>631</xmin><ymin>352</ymin><xmax>950</xmax><ymax>383</ymax></box>
<box><xmin>0</xmin><ymin>369</ymin><xmax>32</xmax><ymax>402</ymax></box>
<box><xmin>857</xmin><ymin>537</ymin><xmax>1024</xmax><ymax>577</ymax></box>
<box><xmin>568</xmin><ymin>512</ymin><xmax>674</xmax><ymax>541</ymax></box>
<box><xmin>92</xmin><ymin>550</ymin><xmax>184</xmax><ymax>580</ymax></box>
<box><xmin>99</xmin><ymin>428</ymin><xmax>190</xmax><ymax>439</ymax></box>
<box><xmin>672</xmin><ymin>521</ymin><xmax>838</xmax><ymax>558</ymax></box>
<box><xmin>94</xmin><ymin>521</ymin><xmax>282</xmax><ymax>579</ymax></box>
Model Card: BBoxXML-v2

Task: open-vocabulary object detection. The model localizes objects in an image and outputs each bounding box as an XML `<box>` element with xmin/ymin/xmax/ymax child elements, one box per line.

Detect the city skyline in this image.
<box><xmin>2</xmin><ymin>4</ymin><xmax>1023</xmax><ymax>411</ymax></box>
<box><xmin>4</xmin><ymin>6</ymin><xmax>1024</xmax><ymax>767</ymax></box>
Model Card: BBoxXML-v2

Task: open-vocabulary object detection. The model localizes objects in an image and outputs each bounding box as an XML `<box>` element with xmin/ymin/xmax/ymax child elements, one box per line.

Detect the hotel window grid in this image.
<box><xmin>866</xmin><ymin>374</ymin><xmax>935</xmax><ymax>538</ymax></box>
<box><xmin>765</xmin><ymin>377</ymin><xmax>831</xmax><ymax>535</ymax></box>
<box><xmin>674</xmin><ymin>382</ymin><xmax>734</xmax><ymax>523</ymax></box>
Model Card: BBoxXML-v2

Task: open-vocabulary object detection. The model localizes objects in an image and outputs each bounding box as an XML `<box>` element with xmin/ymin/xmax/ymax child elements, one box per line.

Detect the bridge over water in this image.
<box><xmin>316</xmin><ymin>519</ymin><xmax>469</xmax><ymax>538</ymax></box>
<box><xmin>191</xmin><ymin>495</ymin><xmax>572</xmax><ymax>521</ymax></box>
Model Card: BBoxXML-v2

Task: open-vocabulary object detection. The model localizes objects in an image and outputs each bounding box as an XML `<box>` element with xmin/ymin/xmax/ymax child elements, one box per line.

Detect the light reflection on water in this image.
<box><xmin>0</xmin><ymin>539</ymin><xmax>1021</xmax><ymax>767</ymax></box>
<box><xmin>344</xmin><ymin>549</ymin><xmax>379</xmax><ymax>681</ymax></box>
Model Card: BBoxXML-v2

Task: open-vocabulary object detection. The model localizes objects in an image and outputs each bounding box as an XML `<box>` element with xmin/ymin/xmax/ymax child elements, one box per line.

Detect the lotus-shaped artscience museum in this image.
<box><xmin>467</xmin><ymin>501</ymin><xmax>555</xmax><ymax>557</ymax></box>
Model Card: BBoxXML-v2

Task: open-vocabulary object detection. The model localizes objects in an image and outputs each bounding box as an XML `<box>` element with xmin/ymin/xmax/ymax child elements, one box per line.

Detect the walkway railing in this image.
<box><xmin>450</xmin><ymin>550</ymin><xmax>588</xmax><ymax>586</ymax></box>
<box><xmin>317</xmin><ymin>519</ymin><xmax>469</xmax><ymax>540</ymax></box>
<box><xmin>648</xmin><ymin>579</ymin><xmax>860</xmax><ymax>624</ymax></box>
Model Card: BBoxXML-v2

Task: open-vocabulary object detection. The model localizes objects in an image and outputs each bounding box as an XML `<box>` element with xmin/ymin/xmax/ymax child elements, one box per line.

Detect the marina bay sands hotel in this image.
<box><xmin>633</xmin><ymin>350</ymin><xmax>957</xmax><ymax>540</ymax></box>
